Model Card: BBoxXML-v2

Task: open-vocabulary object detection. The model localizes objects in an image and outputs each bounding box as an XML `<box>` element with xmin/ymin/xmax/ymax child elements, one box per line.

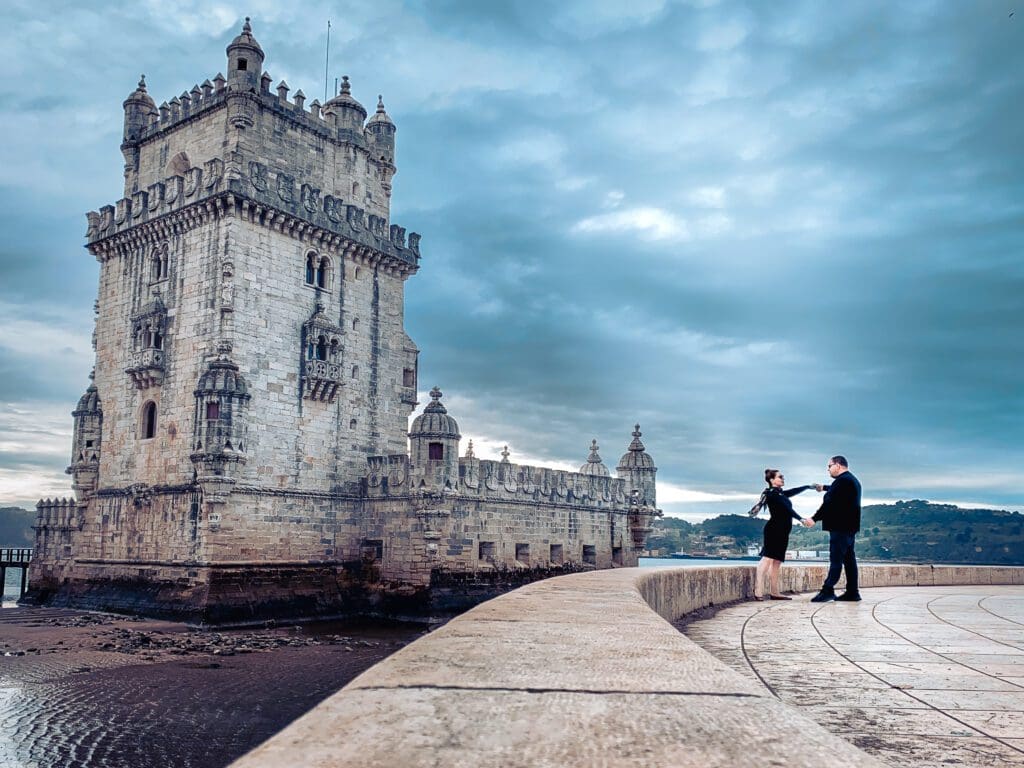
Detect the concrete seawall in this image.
<box><xmin>231</xmin><ymin>564</ymin><xmax>1024</xmax><ymax>768</ymax></box>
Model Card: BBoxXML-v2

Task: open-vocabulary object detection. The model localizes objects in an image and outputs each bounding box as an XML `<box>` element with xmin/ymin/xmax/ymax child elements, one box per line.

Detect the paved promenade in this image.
<box><xmin>231</xmin><ymin>566</ymin><xmax>1023</xmax><ymax>768</ymax></box>
<box><xmin>685</xmin><ymin>586</ymin><xmax>1024</xmax><ymax>767</ymax></box>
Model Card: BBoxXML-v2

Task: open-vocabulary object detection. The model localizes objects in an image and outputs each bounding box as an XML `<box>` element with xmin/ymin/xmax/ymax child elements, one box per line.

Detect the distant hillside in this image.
<box><xmin>649</xmin><ymin>500</ymin><xmax>1024</xmax><ymax>565</ymax></box>
<box><xmin>0</xmin><ymin>507</ymin><xmax>35</xmax><ymax>548</ymax></box>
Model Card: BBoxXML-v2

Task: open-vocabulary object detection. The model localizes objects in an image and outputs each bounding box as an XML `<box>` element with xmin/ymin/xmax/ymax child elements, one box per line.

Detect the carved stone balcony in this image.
<box><xmin>126</xmin><ymin>348</ymin><xmax>166</xmax><ymax>389</ymax></box>
<box><xmin>304</xmin><ymin>358</ymin><xmax>343</xmax><ymax>402</ymax></box>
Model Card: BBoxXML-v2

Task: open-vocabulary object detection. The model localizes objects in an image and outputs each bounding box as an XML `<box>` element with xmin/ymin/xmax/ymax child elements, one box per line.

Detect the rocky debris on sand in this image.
<box><xmin>93</xmin><ymin>627</ymin><xmax>385</xmax><ymax>658</ymax></box>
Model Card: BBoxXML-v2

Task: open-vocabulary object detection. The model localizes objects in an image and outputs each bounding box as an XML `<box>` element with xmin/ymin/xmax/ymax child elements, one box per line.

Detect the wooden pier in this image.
<box><xmin>1</xmin><ymin>548</ymin><xmax>32</xmax><ymax>601</ymax></box>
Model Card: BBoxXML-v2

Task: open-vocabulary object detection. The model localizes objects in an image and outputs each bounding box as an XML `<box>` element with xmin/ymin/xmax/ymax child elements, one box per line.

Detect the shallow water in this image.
<box><xmin>0</xmin><ymin>609</ymin><xmax>425</xmax><ymax>768</ymax></box>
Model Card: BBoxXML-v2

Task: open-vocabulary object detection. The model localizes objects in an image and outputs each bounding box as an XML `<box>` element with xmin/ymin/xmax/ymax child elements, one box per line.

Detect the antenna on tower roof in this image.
<box><xmin>324</xmin><ymin>20</ymin><xmax>331</xmax><ymax>103</ymax></box>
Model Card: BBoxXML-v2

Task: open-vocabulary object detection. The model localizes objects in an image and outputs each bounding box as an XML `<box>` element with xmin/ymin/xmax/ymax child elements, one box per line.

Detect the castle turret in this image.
<box><xmin>323</xmin><ymin>76</ymin><xmax>367</xmax><ymax>134</ymax></box>
<box><xmin>367</xmin><ymin>95</ymin><xmax>396</xmax><ymax>163</ymax></box>
<box><xmin>123</xmin><ymin>75</ymin><xmax>156</xmax><ymax>143</ymax></box>
<box><xmin>226</xmin><ymin>16</ymin><xmax>264</xmax><ymax>92</ymax></box>
<box><xmin>67</xmin><ymin>379</ymin><xmax>102</xmax><ymax>500</ymax></box>
<box><xmin>579</xmin><ymin>439</ymin><xmax>610</xmax><ymax>477</ymax></box>
<box><xmin>190</xmin><ymin>342</ymin><xmax>251</xmax><ymax>504</ymax></box>
<box><xmin>616</xmin><ymin>424</ymin><xmax>657</xmax><ymax>506</ymax></box>
<box><xmin>409</xmin><ymin>387</ymin><xmax>461</xmax><ymax>484</ymax></box>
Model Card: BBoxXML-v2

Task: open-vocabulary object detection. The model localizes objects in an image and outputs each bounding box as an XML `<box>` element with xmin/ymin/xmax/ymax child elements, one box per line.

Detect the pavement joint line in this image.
<box><xmin>922</xmin><ymin>594</ymin><xmax>1024</xmax><ymax>652</ymax></box>
<box><xmin>353</xmin><ymin>684</ymin><xmax>766</xmax><ymax>698</ymax></box>
<box><xmin>978</xmin><ymin>596</ymin><xmax>1024</xmax><ymax>628</ymax></box>
<box><xmin>739</xmin><ymin>602</ymin><xmax>784</xmax><ymax>699</ymax></box>
<box><xmin>811</xmin><ymin>595</ymin><xmax>1024</xmax><ymax>756</ymax></box>
<box><xmin>872</xmin><ymin>597</ymin><xmax>1024</xmax><ymax>692</ymax></box>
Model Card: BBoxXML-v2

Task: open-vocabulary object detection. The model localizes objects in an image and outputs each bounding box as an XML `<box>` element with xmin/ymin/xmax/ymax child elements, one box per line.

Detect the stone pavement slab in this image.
<box><xmin>684</xmin><ymin>586</ymin><xmax>1024</xmax><ymax>767</ymax></box>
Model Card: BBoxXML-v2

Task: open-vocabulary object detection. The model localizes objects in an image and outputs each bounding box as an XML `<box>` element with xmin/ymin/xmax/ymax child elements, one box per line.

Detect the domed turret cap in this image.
<box><xmin>618</xmin><ymin>424</ymin><xmax>656</xmax><ymax>470</ymax></box>
<box><xmin>227</xmin><ymin>16</ymin><xmax>264</xmax><ymax>57</ymax></box>
<box><xmin>580</xmin><ymin>439</ymin><xmax>610</xmax><ymax>477</ymax></box>
<box><xmin>367</xmin><ymin>95</ymin><xmax>394</xmax><ymax>126</ymax></box>
<box><xmin>125</xmin><ymin>74</ymin><xmax>156</xmax><ymax>108</ymax></box>
<box><xmin>73</xmin><ymin>383</ymin><xmax>102</xmax><ymax>416</ymax></box>
<box><xmin>195</xmin><ymin>343</ymin><xmax>250</xmax><ymax>397</ymax></box>
<box><xmin>409</xmin><ymin>387</ymin><xmax>461</xmax><ymax>439</ymax></box>
<box><xmin>324</xmin><ymin>75</ymin><xmax>367</xmax><ymax>118</ymax></box>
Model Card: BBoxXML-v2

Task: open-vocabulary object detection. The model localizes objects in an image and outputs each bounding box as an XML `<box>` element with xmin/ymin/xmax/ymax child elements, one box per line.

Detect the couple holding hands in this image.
<box><xmin>748</xmin><ymin>455</ymin><xmax>862</xmax><ymax>603</ymax></box>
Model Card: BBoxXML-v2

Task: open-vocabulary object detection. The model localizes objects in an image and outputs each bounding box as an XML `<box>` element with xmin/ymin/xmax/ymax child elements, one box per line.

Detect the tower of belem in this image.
<box><xmin>28</xmin><ymin>20</ymin><xmax>660</xmax><ymax>622</ymax></box>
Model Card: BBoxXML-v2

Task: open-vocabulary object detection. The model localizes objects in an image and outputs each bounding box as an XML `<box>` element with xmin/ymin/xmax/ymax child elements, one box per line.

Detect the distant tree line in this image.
<box><xmin>0</xmin><ymin>507</ymin><xmax>35</xmax><ymax>547</ymax></box>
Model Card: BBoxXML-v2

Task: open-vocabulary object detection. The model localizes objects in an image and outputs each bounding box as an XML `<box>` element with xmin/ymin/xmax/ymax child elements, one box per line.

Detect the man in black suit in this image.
<box><xmin>805</xmin><ymin>456</ymin><xmax>862</xmax><ymax>602</ymax></box>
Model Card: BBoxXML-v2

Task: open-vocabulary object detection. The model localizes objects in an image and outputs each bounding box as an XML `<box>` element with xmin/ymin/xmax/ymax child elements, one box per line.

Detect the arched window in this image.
<box><xmin>349</xmin><ymin>418</ymin><xmax>357</xmax><ymax>430</ymax></box>
<box><xmin>352</xmin><ymin>182</ymin><xmax>360</xmax><ymax>198</ymax></box>
<box><xmin>351</xmin><ymin>365</ymin><xmax>359</xmax><ymax>379</ymax></box>
<box><xmin>316</xmin><ymin>257</ymin><xmax>329</xmax><ymax>289</ymax></box>
<box><xmin>351</xmin><ymin>317</ymin><xmax>359</xmax><ymax>331</ymax></box>
<box><xmin>315</xmin><ymin>335</ymin><xmax>327</xmax><ymax>361</ymax></box>
<box><xmin>151</xmin><ymin>246</ymin><xmax>169</xmax><ymax>282</ymax></box>
<box><xmin>141</xmin><ymin>401</ymin><xmax>158</xmax><ymax>440</ymax></box>
<box><xmin>305</xmin><ymin>253</ymin><xmax>316</xmax><ymax>285</ymax></box>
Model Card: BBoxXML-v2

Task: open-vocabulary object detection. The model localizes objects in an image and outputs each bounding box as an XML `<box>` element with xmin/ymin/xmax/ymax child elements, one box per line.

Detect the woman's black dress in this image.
<box><xmin>760</xmin><ymin>485</ymin><xmax>811</xmax><ymax>561</ymax></box>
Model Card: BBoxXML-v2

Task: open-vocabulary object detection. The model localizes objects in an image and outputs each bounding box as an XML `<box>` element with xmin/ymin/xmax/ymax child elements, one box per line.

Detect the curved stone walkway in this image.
<box><xmin>683</xmin><ymin>586</ymin><xmax>1024</xmax><ymax>767</ymax></box>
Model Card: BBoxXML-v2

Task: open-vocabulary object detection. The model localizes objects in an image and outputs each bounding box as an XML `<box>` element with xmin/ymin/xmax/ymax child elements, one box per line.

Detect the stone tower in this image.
<box><xmin>28</xmin><ymin>19</ymin><xmax>658</xmax><ymax>622</ymax></box>
<box><xmin>31</xmin><ymin>19</ymin><xmax>422</xmax><ymax>615</ymax></box>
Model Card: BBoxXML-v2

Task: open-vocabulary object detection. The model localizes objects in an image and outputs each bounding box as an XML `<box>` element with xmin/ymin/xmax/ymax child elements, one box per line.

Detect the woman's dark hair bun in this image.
<box><xmin>764</xmin><ymin>468</ymin><xmax>779</xmax><ymax>484</ymax></box>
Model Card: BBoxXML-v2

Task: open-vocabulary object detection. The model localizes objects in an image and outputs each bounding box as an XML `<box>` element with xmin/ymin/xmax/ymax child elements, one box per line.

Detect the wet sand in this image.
<box><xmin>0</xmin><ymin>604</ymin><xmax>427</xmax><ymax>768</ymax></box>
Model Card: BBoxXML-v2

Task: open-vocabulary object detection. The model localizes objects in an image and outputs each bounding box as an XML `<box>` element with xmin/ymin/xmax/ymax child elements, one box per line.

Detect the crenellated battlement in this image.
<box><xmin>367</xmin><ymin>454</ymin><xmax>632</xmax><ymax>509</ymax></box>
<box><xmin>85</xmin><ymin>164</ymin><xmax>420</xmax><ymax>268</ymax></box>
<box><xmin>35</xmin><ymin>498</ymin><xmax>80</xmax><ymax>530</ymax></box>
<box><xmin>130</xmin><ymin>72</ymin><xmax>395</xmax><ymax>158</ymax></box>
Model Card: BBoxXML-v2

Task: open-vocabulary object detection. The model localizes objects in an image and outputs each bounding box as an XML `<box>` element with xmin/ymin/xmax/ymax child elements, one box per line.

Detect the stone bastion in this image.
<box><xmin>230</xmin><ymin>564</ymin><xmax>1024</xmax><ymax>768</ymax></box>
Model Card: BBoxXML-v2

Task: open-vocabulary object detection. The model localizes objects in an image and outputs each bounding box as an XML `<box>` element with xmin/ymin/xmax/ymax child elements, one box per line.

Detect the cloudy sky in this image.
<box><xmin>1</xmin><ymin>0</ymin><xmax>1021</xmax><ymax>520</ymax></box>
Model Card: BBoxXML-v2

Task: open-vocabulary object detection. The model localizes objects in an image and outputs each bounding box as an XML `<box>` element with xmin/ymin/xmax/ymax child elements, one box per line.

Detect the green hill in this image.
<box><xmin>649</xmin><ymin>500</ymin><xmax>1024</xmax><ymax>565</ymax></box>
<box><xmin>0</xmin><ymin>507</ymin><xmax>35</xmax><ymax>548</ymax></box>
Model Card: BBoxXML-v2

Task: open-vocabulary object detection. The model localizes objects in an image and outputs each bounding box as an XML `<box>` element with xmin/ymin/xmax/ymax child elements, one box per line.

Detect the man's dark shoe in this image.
<box><xmin>835</xmin><ymin>592</ymin><xmax>862</xmax><ymax>602</ymax></box>
<box><xmin>810</xmin><ymin>590</ymin><xmax>836</xmax><ymax>603</ymax></box>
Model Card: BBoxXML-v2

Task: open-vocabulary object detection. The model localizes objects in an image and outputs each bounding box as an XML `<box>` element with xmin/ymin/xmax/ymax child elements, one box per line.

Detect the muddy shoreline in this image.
<box><xmin>0</xmin><ymin>606</ymin><xmax>427</xmax><ymax>768</ymax></box>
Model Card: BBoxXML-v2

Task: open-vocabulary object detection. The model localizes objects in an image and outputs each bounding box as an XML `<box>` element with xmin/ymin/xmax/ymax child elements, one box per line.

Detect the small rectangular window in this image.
<box><xmin>238</xmin><ymin>58</ymin><xmax>248</xmax><ymax>71</ymax></box>
<box><xmin>206</xmin><ymin>402</ymin><xmax>220</xmax><ymax>420</ymax></box>
<box><xmin>361</xmin><ymin>539</ymin><xmax>383</xmax><ymax>561</ymax></box>
<box><xmin>85</xmin><ymin>439</ymin><xmax>94</xmax><ymax>448</ymax></box>
<box><xmin>550</xmin><ymin>544</ymin><xmax>564</xmax><ymax>565</ymax></box>
<box><xmin>582</xmin><ymin>545</ymin><xmax>596</xmax><ymax>565</ymax></box>
<box><xmin>515</xmin><ymin>543</ymin><xmax>529</xmax><ymax>564</ymax></box>
<box><xmin>428</xmin><ymin>442</ymin><xmax>443</xmax><ymax>461</ymax></box>
<box><xmin>403</xmin><ymin>368</ymin><xmax>416</xmax><ymax>387</ymax></box>
<box><xmin>479</xmin><ymin>541</ymin><xmax>495</xmax><ymax>560</ymax></box>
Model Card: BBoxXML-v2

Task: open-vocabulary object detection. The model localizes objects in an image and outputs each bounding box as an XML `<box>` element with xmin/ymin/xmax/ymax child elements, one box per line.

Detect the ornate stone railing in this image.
<box><xmin>126</xmin><ymin>348</ymin><xmax>166</xmax><ymax>388</ymax></box>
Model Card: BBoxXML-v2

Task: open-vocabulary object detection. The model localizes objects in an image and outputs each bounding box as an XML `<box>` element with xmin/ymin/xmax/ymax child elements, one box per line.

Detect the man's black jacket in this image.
<box><xmin>812</xmin><ymin>470</ymin><xmax>862</xmax><ymax>533</ymax></box>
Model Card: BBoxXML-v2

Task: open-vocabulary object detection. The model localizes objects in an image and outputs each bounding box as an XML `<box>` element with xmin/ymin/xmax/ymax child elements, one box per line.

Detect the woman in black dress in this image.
<box><xmin>752</xmin><ymin>469</ymin><xmax>813</xmax><ymax>600</ymax></box>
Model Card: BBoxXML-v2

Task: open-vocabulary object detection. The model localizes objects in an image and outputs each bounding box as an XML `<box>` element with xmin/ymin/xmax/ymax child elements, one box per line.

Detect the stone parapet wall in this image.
<box><xmin>230</xmin><ymin>564</ymin><xmax>1023</xmax><ymax>768</ymax></box>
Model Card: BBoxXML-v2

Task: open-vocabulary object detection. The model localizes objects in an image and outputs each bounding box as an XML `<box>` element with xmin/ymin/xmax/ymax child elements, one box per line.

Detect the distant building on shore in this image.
<box><xmin>27</xmin><ymin>20</ymin><xmax>659</xmax><ymax>622</ymax></box>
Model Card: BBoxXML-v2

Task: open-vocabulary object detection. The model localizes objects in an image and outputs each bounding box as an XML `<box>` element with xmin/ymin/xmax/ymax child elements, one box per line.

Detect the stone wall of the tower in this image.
<box><xmin>92</xmin><ymin>214</ymin><xmax>229</xmax><ymax>490</ymax></box>
<box><xmin>221</xmin><ymin>218</ymin><xmax>415</xmax><ymax>491</ymax></box>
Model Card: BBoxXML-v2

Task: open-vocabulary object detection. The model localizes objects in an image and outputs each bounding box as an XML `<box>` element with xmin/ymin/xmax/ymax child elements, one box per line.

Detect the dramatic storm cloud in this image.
<box><xmin>0</xmin><ymin>0</ymin><xmax>1021</xmax><ymax>519</ymax></box>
